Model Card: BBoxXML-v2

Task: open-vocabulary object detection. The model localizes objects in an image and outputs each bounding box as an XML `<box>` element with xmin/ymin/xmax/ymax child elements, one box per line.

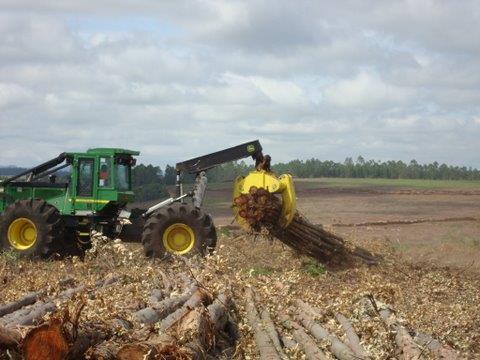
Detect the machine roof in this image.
<box><xmin>85</xmin><ymin>148</ymin><xmax>140</xmax><ymax>156</ymax></box>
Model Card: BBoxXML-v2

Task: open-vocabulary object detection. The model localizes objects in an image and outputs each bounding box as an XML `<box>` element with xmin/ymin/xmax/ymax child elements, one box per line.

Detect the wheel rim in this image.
<box><xmin>163</xmin><ymin>223</ymin><xmax>195</xmax><ymax>255</ymax></box>
<box><xmin>7</xmin><ymin>218</ymin><xmax>38</xmax><ymax>250</ymax></box>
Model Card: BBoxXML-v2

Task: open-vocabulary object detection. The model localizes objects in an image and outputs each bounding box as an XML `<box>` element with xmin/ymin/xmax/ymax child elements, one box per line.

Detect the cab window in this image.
<box><xmin>99</xmin><ymin>157</ymin><xmax>111</xmax><ymax>188</ymax></box>
<box><xmin>115</xmin><ymin>163</ymin><xmax>130</xmax><ymax>190</ymax></box>
<box><xmin>78</xmin><ymin>159</ymin><xmax>94</xmax><ymax>196</ymax></box>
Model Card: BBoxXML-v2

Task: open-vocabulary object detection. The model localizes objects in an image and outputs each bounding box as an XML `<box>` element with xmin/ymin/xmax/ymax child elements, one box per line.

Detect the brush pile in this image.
<box><xmin>234</xmin><ymin>186</ymin><xmax>379</xmax><ymax>265</ymax></box>
<box><xmin>0</xmin><ymin>268</ymin><xmax>238</xmax><ymax>359</ymax></box>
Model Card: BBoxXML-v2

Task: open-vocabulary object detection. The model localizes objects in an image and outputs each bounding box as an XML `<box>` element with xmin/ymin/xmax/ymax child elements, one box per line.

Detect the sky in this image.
<box><xmin>0</xmin><ymin>0</ymin><xmax>479</xmax><ymax>168</ymax></box>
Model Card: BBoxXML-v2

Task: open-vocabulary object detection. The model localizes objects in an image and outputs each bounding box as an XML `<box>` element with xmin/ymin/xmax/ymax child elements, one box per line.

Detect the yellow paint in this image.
<box><xmin>74</xmin><ymin>198</ymin><xmax>110</xmax><ymax>204</ymax></box>
<box><xmin>163</xmin><ymin>223</ymin><xmax>195</xmax><ymax>255</ymax></box>
<box><xmin>233</xmin><ymin>170</ymin><xmax>296</xmax><ymax>228</ymax></box>
<box><xmin>8</xmin><ymin>218</ymin><xmax>37</xmax><ymax>250</ymax></box>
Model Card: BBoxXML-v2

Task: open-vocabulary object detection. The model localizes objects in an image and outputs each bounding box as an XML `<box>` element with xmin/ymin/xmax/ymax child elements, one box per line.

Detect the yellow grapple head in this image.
<box><xmin>233</xmin><ymin>170</ymin><xmax>296</xmax><ymax>229</ymax></box>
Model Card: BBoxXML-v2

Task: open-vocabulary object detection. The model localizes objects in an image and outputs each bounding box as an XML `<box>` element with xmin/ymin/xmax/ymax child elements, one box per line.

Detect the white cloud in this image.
<box><xmin>323</xmin><ymin>72</ymin><xmax>412</xmax><ymax>108</ymax></box>
<box><xmin>0</xmin><ymin>2</ymin><xmax>479</xmax><ymax>168</ymax></box>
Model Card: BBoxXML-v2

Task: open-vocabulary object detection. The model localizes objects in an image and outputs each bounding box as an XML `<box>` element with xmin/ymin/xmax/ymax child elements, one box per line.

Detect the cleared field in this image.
<box><xmin>2</xmin><ymin>177</ymin><xmax>479</xmax><ymax>358</ymax></box>
<box><xmin>297</xmin><ymin>177</ymin><xmax>480</xmax><ymax>189</ymax></box>
<box><xmin>202</xmin><ymin>177</ymin><xmax>480</xmax><ymax>272</ymax></box>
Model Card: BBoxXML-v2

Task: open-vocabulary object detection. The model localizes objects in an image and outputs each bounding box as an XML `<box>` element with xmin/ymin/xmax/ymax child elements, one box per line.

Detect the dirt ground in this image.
<box><xmin>1</xmin><ymin>178</ymin><xmax>480</xmax><ymax>359</ymax></box>
<box><xmin>205</xmin><ymin>178</ymin><xmax>480</xmax><ymax>272</ymax></box>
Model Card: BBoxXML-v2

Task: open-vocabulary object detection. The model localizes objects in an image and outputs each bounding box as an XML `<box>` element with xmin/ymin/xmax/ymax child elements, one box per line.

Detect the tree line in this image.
<box><xmin>272</xmin><ymin>156</ymin><xmax>480</xmax><ymax>181</ymax></box>
<box><xmin>2</xmin><ymin>156</ymin><xmax>479</xmax><ymax>202</ymax></box>
<box><xmin>131</xmin><ymin>156</ymin><xmax>480</xmax><ymax>201</ymax></box>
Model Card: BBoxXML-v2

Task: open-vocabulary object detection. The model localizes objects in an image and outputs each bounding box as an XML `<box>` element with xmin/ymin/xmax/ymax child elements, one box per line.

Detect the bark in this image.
<box><xmin>207</xmin><ymin>293</ymin><xmax>229</xmax><ymax>331</ymax></box>
<box><xmin>413</xmin><ymin>332</ymin><xmax>458</xmax><ymax>360</ymax></box>
<box><xmin>176</xmin><ymin>308</ymin><xmax>213</xmax><ymax>350</ymax></box>
<box><xmin>295</xmin><ymin>309</ymin><xmax>356</xmax><ymax>360</ymax></box>
<box><xmin>234</xmin><ymin>190</ymin><xmax>379</xmax><ymax>264</ymax></box>
<box><xmin>378</xmin><ymin>307</ymin><xmax>421</xmax><ymax>360</ymax></box>
<box><xmin>84</xmin><ymin>340</ymin><xmax>118</xmax><ymax>360</ymax></box>
<box><xmin>260</xmin><ymin>309</ymin><xmax>288</xmax><ymax>359</ymax></box>
<box><xmin>280</xmin><ymin>335</ymin><xmax>297</xmax><ymax>351</ymax></box>
<box><xmin>335</xmin><ymin>313</ymin><xmax>368</xmax><ymax>359</ymax></box>
<box><xmin>0</xmin><ymin>326</ymin><xmax>21</xmax><ymax>350</ymax></box>
<box><xmin>134</xmin><ymin>285</ymin><xmax>198</xmax><ymax>324</ymax></box>
<box><xmin>2</xmin><ymin>276</ymin><xmax>119</xmax><ymax>329</ymax></box>
<box><xmin>280</xmin><ymin>315</ymin><xmax>327</xmax><ymax>360</ymax></box>
<box><xmin>0</xmin><ymin>292</ymin><xmax>42</xmax><ymax>318</ymax></box>
<box><xmin>294</xmin><ymin>299</ymin><xmax>323</xmax><ymax>319</ymax></box>
<box><xmin>66</xmin><ymin>327</ymin><xmax>111</xmax><ymax>360</ymax></box>
<box><xmin>245</xmin><ymin>288</ymin><xmax>280</xmax><ymax>360</ymax></box>
<box><xmin>159</xmin><ymin>289</ymin><xmax>211</xmax><ymax>332</ymax></box>
<box><xmin>2</xmin><ymin>301</ymin><xmax>57</xmax><ymax>328</ymax></box>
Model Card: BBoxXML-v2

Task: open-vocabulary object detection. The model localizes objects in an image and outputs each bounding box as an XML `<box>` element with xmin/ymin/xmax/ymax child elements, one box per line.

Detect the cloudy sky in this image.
<box><xmin>1</xmin><ymin>1</ymin><xmax>479</xmax><ymax>168</ymax></box>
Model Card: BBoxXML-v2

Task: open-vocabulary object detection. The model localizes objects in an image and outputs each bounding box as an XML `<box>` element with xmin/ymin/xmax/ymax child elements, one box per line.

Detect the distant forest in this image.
<box><xmin>131</xmin><ymin>157</ymin><xmax>480</xmax><ymax>201</ymax></box>
<box><xmin>2</xmin><ymin>157</ymin><xmax>479</xmax><ymax>201</ymax></box>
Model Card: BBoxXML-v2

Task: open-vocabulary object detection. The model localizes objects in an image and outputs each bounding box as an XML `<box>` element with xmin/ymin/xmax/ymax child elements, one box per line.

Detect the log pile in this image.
<box><xmin>244</xmin><ymin>287</ymin><xmax>459</xmax><ymax>360</ymax></box>
<box><xmin>234</xmin><ymin>186</ymin><xmax>380</xmax><ymax>265</ymax></box>
<box><xmin>0</xmin><ymin>273</ymin><xmax>238</xmax><ymax>359</ymax></box>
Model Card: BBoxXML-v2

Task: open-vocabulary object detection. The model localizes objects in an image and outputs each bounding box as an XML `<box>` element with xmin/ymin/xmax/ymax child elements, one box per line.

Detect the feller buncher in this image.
<box><xmin>0</xmin><ymin>140</ymin><xmax>296</xmax><ymax>258</ymax></box>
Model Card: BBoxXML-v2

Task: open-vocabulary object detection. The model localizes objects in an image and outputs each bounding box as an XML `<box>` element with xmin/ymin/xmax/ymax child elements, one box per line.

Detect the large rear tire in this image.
<box><xmin>0</xmin><ymin>199</ymin><xmax>63</xmax><ymax>258</ymax></box>
<box><xmin>142</xmin><ymin>202</ymin><xmax>216</xmax><ymax>258</ymax></box>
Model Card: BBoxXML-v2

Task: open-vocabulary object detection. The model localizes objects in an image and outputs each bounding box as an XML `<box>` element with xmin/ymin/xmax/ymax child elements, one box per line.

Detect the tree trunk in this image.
<box><xmin>244</xmin><ymin>288</ymin><xmax>280</xmax><ymax>360</ymax></box>
<box><xmin>295</xmin><ymin>309</ymin><xmax>356</xmax><ymax>360</ymax></box>
<box><xmin>335</xmin><ymin>313</ymin><xmax>368</xmax><ymax>359</ymax></box>
<box><xmin>0</xmin><ymin>292</ymin><xmax>43</xmax><ymax>318</ymax></box>
<box><xmin>279</xmin><ymin>315</ymin><xmax>327</xmax><ymax>360</ymax></box>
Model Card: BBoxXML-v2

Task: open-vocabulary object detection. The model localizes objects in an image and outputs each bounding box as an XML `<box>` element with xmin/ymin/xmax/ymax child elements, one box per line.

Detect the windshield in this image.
<box><xmin>115</xmin><ymin>163</ymin><xmax>130</xmax><ymax>190</ymax></box>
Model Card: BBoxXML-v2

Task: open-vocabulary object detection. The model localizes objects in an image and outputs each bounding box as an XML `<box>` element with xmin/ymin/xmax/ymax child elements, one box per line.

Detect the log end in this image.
<box><xmin>22</xmin><ymin>321</ymin><xmax>69</xmax><ymax>360</ymax></box>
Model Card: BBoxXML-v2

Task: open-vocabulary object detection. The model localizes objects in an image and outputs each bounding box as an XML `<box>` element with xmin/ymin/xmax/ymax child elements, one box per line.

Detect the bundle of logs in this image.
<box><xmin>245</xmin><ymin>287</ymin><xmax>459</xmax><ymax>360</ymax></box>
<box><xmin>0</xmin><ymin>274</ymin><xmax>238</xmax><ymax>360</ymax></box>
<box><xmin>234</xmin><ymin>186</ymin><xmax>380</xmax><ymax>265</ymax></box>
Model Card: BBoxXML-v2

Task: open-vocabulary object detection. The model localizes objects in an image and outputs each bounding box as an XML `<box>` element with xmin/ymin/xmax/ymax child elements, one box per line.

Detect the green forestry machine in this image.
<box><xmin>0</xmin><ymin>140</ymin><xmax>294</xmax><ymax>259</ymax></box>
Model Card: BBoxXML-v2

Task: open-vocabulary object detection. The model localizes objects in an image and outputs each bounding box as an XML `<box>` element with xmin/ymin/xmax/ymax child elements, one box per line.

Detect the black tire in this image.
<box><xmin>142</xmin><ymin>202</ymin><xmax>217</xmax><ymax>258</ymax></box>
<box><xmin>0</xmin><ymin>199</ymin><xmax>63</xmax><ymax>258</ymax></box>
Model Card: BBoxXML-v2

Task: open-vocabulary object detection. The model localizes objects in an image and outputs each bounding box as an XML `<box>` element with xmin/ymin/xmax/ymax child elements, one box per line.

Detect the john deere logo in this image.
<box><xmin>247</xmin><ymin>145</ymin><xmax>255</xmax><ymax>153</ymax></box>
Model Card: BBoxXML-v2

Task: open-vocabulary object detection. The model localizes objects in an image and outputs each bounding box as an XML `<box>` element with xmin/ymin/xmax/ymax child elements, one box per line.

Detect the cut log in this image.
<box><xmin>159</xmin><ymin>289</ymin><xmax>211</xmax><ymax>332</ymax></box>
<box><xmin>2</xmin><ymin>301</ymin><xmax>57</xmax><ymax>328</ymax></box>
<box><xmin>176</xmin><ymin>308</ymin><xmax>213</xmax><ymax>350</ymax></box>
<box><xmin>2</xmin><ymin>277</ymin><xmax>118</xmax><ymax>329</ymax></box>
<box><xmin>245</xmin><ymin>288</ymin><xmax>280</xmax><ymax>360</ymax></box>
<box><xmin>22</xmin><ymin>320</ymin><xmax>69</xmax><ymax>360</ymax></box>
<box><xmin>234</xmin><ymin>190</ymin><xmax>379</xmax><ymax>265</ymax></box>
<box><xmin>335</xmin><ymin>313</ymin><xmax>368</xmax><ymax>359</ymax></box>
<box><xmin>207</xmin><ymin>293</ymin><xmax>229</xmax><ymax>331</ymax></box>
<box><xmin>295</xmin><ymin>309</ymin><xmax>356</xmax><ymax>360</ymax></box>
<box><xmin>280</xmin><ymin>315</ymin><xmax>327</xmax><ymax>360</ymax></box>
<box><xmin>280</xmin><ymin>335</ymin><xmax>298</xmax><ymax>351</ymax></box>
<box><xmin>135</xmin><ymin>285</ymin><xmax>197</xmax><ymax>325</ymax></box>
<box><xmin>0</xmin><ymin>292</ymin><xmax>43</xmax><ymax>318</ymax></box>
<box><xmin>294</xmin><ymin>299</ymin><xmax>323</xmax><ymax>320</ymax></box>
<box><xmin>413</xmin><ymin>332</ymin><xmax>458</xmax><ymax>360</ymax></box>
<box><xmin>0</xmin><ymin>326</ymin><xmax>21</xmax><ymax>350</ymax></box>
<box><xmin>66</xmin><ymin>327</ymin><xmax>111</xmax><ymax>360</ymax></box>
<box><xmin>116</xmin><ymin>343</ymin><xmax>158</xmax><ymax>360</ymax></box>
<box><xmin>377</xmin><ymin>306</ymin><xmax>421</xmax><ymax>360</ymax></box>
<box><xmin>260</xmin><ymin>309</ymin><xmax>288</xmax><ymax>359</ymax></box>
<box><xmin>85</xmin><ymin>340</ymin><xmax>119</xmax><ymax>360</ymax></box>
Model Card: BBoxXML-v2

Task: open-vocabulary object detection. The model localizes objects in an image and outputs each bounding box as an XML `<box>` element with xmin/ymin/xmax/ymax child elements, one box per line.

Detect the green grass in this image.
<box><xmin>296</xmin><ymin>177</ymin><xmax>480</xmax><ymax>189</ymax></box>
<box><xmin>247</xmin><ymin>266</ymin><xmax>275</xmax><ymax>277</ymax></box>
<box><xmin>302</xmin><ymin>260</ymin><xmax>326</xmax><ymax>277</ymax></box>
